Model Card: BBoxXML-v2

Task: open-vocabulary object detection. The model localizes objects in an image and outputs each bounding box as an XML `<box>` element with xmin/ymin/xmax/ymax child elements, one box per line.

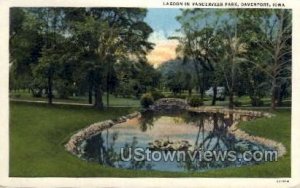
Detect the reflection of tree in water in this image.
<box><xmin>139</xmin><ymin>111</ymin><xmax>155</xmax><ymax>132</ymax></box>
<box><xmin>176</xmin><ymin>112</ymin><xmax>233</xmax><ymax>148</ymax></box>
<box><xmin>83</xmin><ymin>111</ymin><xmax>266</xmax><ymax>172</ymax></box>
<box><xmin>198</xmin><ymin>113</ymin><xmax>235</xmax><ymax>151</ymax></box>
<box><xmin>179</xmin><ymin>113</ymin><xmax>240</xmax><ymax>171</ymax></box>
<box><xmin>178</xmin><ymin>113</ymin><xmax>267</xmax><ymax>171</ymax></box>
<box><xmin>180</xmin><ymin>112</ymin><xmax>235</xmax><ymax>150</ymax></box>
<box><xmin>83</xmin><ymin>129</ymin><xmax>119</xmax><ymax>167</ymax></box>
<box><xmin>139</xmin><ymin>110</ymin><xmax>189</xmax><ymax>132</ymax></box>
<box><xmin>121</xmin><ymin>136</ymin><xmax>153</xmax><ymax>170</ymax></box>
<box><xmin>83</xmin><ymin>130</ymin><xmax>152</xmax><ymax>170</ymax></box>
<box><xmin>138</xmin><ymin>111</ymin><xmax>240</xmax><ymax>171</ymax></box>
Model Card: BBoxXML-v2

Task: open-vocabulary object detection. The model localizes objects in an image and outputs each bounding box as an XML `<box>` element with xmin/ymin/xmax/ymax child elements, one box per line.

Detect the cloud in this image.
<box><xmin>148</xmin><ymin>30</ymin><xmax>167</xmax><ymax>43</ymax></box>
<box><xmin>147</xmin><ymin>30</ymin><xmax>179</xmax><ymax>68</ymax></box>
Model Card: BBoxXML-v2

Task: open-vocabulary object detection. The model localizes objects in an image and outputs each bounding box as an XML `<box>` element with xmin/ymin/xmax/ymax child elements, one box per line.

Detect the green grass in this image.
<box><xmin>202</xmin><ymin>96</ymin><xmax>291</xmax><ymax>107</ymax></box>
<box><xmin>10</xmin><ymin>90</ymin><xmax>140</xmax><ymax>107</ymax></box>
<box><xmin>10</xmin><ymin>90</ymin><xmax>291</xmax><ymax>108</ymax></box>
<box><xmin>10</xmin><ymin>102</ymin><xmax>290</xmax><ymax>177</ymax></box>
<box><xmin>163</xmin><ymin>90</ymin><xmax>291</xmax><ymax>107</ymax></box>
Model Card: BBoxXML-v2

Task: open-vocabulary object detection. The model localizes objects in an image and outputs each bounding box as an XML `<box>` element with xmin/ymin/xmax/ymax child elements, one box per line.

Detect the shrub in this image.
<box><xmin>188</xmin><ymin>96</ymin><xmax>203</xmax><ymax>107</ymax></box>
<box><xmin>151</xmin><ymin>91</ymin><xmax>165</xmax><ymax>101</ymax></box>
<box><xmin>55</xmin><ymin>81</ymin><xmax>74</xmax><ymax>99</ymax></box>
<box><xmin>31</xmin><ymin>89</ymin><xmax>43</xmax><ymax>98</ymax></box>
<box><xmin>140</xmin><ymin>93</ymin><xmax>154</xmax><ymax>108</ymax></box>
<box><xmin>251</xmin><ymin>98</ymin><xmax>264</xmax><ymax>107</ymax></box>
<box><xmin>12</xmin><ymin>94</ymin><xmax>21</xmax><ymax>98</ymax></box>
<box><xmin>233</xmin><ymin>100</ymin><xmax>242</xmax><ymax>107</ymax></box>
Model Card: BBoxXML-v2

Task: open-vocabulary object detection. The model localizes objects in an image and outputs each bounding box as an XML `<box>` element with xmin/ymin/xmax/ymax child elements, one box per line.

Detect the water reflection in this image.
<box><xmin>81</xmin><ymin>111</ymin><xmax>272</xmax><ymax>172</ymax></box>
<box><xmin>83</xmin><ymin>131</ymin><xmax>153</xmax><ymax>170</ymax></box>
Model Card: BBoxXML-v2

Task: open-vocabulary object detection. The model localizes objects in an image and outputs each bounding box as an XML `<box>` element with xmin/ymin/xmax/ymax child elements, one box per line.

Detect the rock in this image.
<box><xmin>162</xmin><ymin>140</ymin><xmax>169</xmax><ymax>146</ymax></box>
<box><xmin>165</xmin><ymin>144</ymin><xmax>173</xmax><ymax>150</ymax></box>
<box><xmin>65</xmin><ymin>111</ymin><xmax>142</xmax><ymax>156</ymax></box>
<box><xmin>172</xmin><ymin>143</ymin><xmax>181</xmax><ymax>150</ymax></box>
<box><xmin>251</xmin><ymin>145</ymin><xmax>260</xmax><ymax>151</ymax></box>
<box><xmin>148</xmin><ymin>139</ymin><xmax>192</xmax><ymax>151</ymax></box>
<box><xmin>149</xmin><ymin>98</ymin><xmax>188</xmax><ymax>112</ymax></box>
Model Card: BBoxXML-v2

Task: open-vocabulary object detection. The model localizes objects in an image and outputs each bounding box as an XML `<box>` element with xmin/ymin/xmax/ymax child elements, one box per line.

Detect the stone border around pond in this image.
<box><xmin>65</xmin><ymin>99</ymin><xmax>286</xmax><ymax>159</ymax></box>
<box><xmin>65</xmin><ymin>111</ymin><xmax>141</xmax><ymax>156</ymax></box>
<box><xmin>187</xmin><ymin>106</ymin><xmax>274</xmax><ymax>118</ymax></box>
<box><xmin>228</xmin><ymin>121</ymin><xmax>287</xmax><ymax>157</ymax></box>
<box><xmin>187</xmin><ymin>106</ymin><xmax>286</xmax><ymax>157</ymax></box>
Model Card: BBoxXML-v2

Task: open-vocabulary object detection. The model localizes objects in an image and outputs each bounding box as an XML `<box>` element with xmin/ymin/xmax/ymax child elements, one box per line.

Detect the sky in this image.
<box><xmin>144</xmin><ymin>9</ymin><xmax>181</xmax><ymax>68</ymax></box>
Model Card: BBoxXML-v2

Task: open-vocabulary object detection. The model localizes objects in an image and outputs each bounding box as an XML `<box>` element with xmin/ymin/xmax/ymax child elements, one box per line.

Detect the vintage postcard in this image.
<box><xmin>0</xmin><ymin>0</ymin><xmax>299</xmax><ymax>187</ymax></box>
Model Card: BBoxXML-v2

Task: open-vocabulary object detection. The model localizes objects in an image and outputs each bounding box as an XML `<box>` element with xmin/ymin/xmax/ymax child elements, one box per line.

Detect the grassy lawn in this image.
<box><xmin>162</xmin><ymin>91</ymin><xmax>291</xmax><ymax>107</ymax></box>
<box><xmin>10</xmin><ymin>90</ymin><xmax>291</xmax><ymax>108</ymax></box>
<box><xmin>9</xmin><ymin>102</ymin><xmax>291</xmax><ymax>177</ymax></box>
<box><xmin>10</xmin><ymin>90</ymin><xmax>140</xmax><ymax>107</ymax></box>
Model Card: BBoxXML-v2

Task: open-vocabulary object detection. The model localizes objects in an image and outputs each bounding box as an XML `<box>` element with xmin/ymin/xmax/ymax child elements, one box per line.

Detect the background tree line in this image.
<box><xmin>10</xmin><ymin>8</ymin><xmax>159</xmax><ymax>109</ymax></box>
<box><xmin>163</xmin><ymin>8</ymin><xmax>291</xmax><ymax>110</ymax></box>
<box><xmin>10</xmin><ymin>8</ymin><xmax>291</xmax><ymax>110</ymax></box>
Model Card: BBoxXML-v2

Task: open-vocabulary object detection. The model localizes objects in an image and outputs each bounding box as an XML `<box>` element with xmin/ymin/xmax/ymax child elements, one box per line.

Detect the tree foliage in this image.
<box><xmin>175</xmin><ymin>9</ymin><xmax>291</xmax><ymax>109</ymax></box>
<box><xmin>10</xmin><ymin>8</ymin><xmax>156</xmax><ymax>109</ymax></box>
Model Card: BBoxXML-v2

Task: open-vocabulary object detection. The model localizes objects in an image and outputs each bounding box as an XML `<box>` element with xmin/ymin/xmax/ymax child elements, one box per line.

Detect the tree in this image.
<box><xmin>114</xmin><ymin>60</ymin><xmax>160</xmax><ymax>99</ymax></box>
<box><xmin>175</xmin><ymin>9</ymin><xmax>291</xmax><ymax>109</ymax></box>
<box><xmin>158</xmin><ymin>59</ymin><xmax>196</xmax><ymax>96</ymax></box>
<box><xmin>176</xmin><ymin>9</ymin><xmax>226</xmax><ymax>104</ymax></box>
<box><xmin>10</xmin><ymin>8</ymin><xmax>45</xmax><ymax>92</ymax></box>
<box><xmin>29</xmin><ymin>8</ymin><xmax>66</xmax><ymax>104</ymax></box>
<box><xmin>255</xmin><ymin>10</ymin><xmax>291</xmax><ymax>110</ymax></box>
<box><xmin>238</xmin><ymin>9</ymin><xmax>292</xmax><ymax>109</ymax></box>
<box><xmin>217</xmin><ymin>10</ymin><xmax>248</xmax><ymax>108</ymax></box>
<box><xmin>65</xmin><ymin>8</ymin><xmax>154</xmax><ymax>109</ymax></box>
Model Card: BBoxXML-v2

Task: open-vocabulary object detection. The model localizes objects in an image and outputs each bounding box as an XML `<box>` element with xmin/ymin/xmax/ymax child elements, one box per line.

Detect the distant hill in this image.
<box><xmin>157</xmin><ymin>58</ymin><xmax>195</xmax><ymax>77</ymax></box>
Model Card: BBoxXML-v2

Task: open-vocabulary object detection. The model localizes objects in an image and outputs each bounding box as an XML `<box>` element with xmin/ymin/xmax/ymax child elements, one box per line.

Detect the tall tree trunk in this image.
<box><xmin>188</xmin><ymin>88</ymin><xmax>192</xmax><ymax>97</ymax></box>
<box><xmin>271</xmin><ymin>79</ymin><xmax>277</xmax><ymax>110</ymax></box>
<box><xmin>200</xmin><ymin>80</ymin><xmax>204</xmax><ymax>100</ymax></box>
<box><xmin>94</xmin><ymin>84</ymin><xmax>104</xmax><ymax>109</ymax></box>
<box><xmin>193</xmin><ymin>60</ymin><xmax>203</xmax><ymax>99</ymax></box>
<box><xmin>277</xmin><ymin>83</ymin><xmax>286</xmax><ymax>106</ymax></box>
<box><xmin>47</xmin><ymin>74</ymin><xmax>53</xmax><ymax>104</ymax></box>
<box><xmin>229</xmin><ymin>58</ymin><xmax>235</xmax><ymax>109</ymax></box>
<box><xmin>228</xmin><ymin>10</ymin><xmax>237</xmax><ymax>109</ymax></box>
<box><xmin>88</xmin><ymin>84</ymin><xmax>93</xmax><ymax>104</ymax></box>
<box><xmin>200</xmin><ymin>71</ymin><xmax>207</xmax><ymax>101</ymax></box>
<box><xmin>106</xmin><ymin>91</ymin><xmax>109</xmax><ymax>108</ymax></box>
<box><xmin>228</xmin><ymin>91</ymin><xmax>234</xmax><ymax>109</ymax></box>
<box><xmin>106</xmin><ymin>71</ymin><xmax>110</xmax><ymax>108</ymax></box>
<box><xmin>211</xmin><ymin>85</ymin><xmax>217</xmax><ymax>106</ymax></box>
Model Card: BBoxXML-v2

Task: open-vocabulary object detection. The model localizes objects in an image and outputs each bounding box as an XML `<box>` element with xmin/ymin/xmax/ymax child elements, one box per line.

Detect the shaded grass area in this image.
<box><xmin>163</xmin><ymin>91</ymin><xmax>291</xmax><ymax>107</ymax></box>
<box><xmin>10</xmin><ymin>90</ymin><xmax>291</xmax><ymax>108</ymax></box>
<box><xmin>10</xmin><ymin>102</ymin><xmax>290</xmax><ymax>177</ymax></box>
<box><xmin>10</xmin><ymin>90</ymin><xmax>140</xmax><ymax>107</ymax></box>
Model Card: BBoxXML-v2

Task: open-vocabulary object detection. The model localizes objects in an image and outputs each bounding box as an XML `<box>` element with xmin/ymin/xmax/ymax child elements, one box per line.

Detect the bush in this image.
<box><xmin>251</xmin><ymin>98</ymin><xmax>264</xmax><ymax>107</ymax></box>
<box><xmin>188</xmin><ymin>96</ymin><xmax>203</xmax><ymax>107</ymax></box>
<box><xmin>12</xmin><ymin>94</ymin><xmax>21</xmax><ymax>98</ymax></box>
<box><xmin>233</xmin><ymin>100</ymin><xmax>242</xmax><ymax>107</ymax></box>
<box><xmin>140</xmin><ymin>93</ymin><xmax>154</xmax><ymax>108</ymax></box>
<box><xmin>55</xmin><ymin>81</ymin><xmax>74</xmax><ymax>99</ymax></box>
<box><xmin>31</xmin><ymin>89</ymin><xmax>43</xmax><ymax>98</ymax></box>
<box><xmin>151</xmin><ymin>91</ymin><xmax>165</xmax><ymax>101</ymax></box>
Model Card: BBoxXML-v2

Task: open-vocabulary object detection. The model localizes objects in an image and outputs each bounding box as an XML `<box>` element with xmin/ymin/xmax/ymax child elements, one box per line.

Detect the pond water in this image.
<box><xmin>80</xmin><ymin>111</ymin><xmax>273</xmax><ymax>172</ymax></box>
